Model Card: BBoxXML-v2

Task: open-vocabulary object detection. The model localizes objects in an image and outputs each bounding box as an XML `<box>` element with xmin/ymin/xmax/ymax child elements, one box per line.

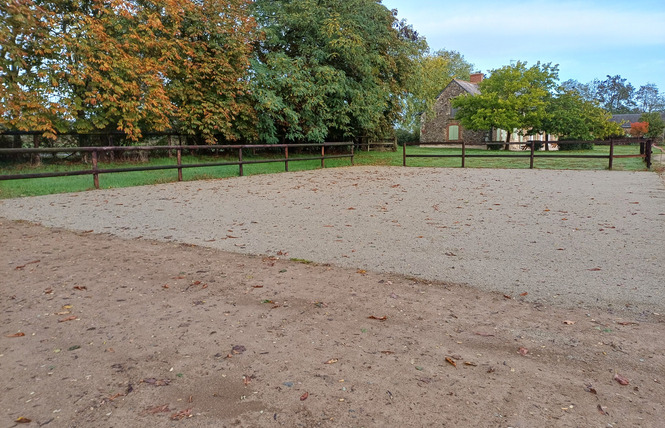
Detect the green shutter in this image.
<box><xmin>449</xmin><ymin>125</ymin><xmax>459</xmax><ymax>141</ymax></box>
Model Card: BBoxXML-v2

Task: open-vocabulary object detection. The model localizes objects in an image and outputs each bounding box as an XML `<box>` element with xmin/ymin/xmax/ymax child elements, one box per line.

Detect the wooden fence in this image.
<box><xmin>0</xmin><ymin>142</ymin><xmax>354</xmax><ymax>189</ymax></box>
<box><xmin>403</xmin><ymin>139</ymin><xmax>653</xmax><ymax>170</ymax></box>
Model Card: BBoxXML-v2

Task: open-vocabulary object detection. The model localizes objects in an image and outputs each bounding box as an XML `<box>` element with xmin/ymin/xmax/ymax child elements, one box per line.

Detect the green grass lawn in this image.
<box><xmin>0</xmin><ymin>145</ymin><xmax>650</xmax><ymax>199</ymax></box>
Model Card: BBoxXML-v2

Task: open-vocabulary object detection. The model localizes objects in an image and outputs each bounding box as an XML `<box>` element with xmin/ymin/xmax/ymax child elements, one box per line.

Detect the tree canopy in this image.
<box><xmin>249</xmin><ymin>0</ymin><xmax>426</xmax><ymax>143</ymax></box>
<box><xmin>1</xmin><ymin>0</ymin><xmax>256</xmax><ymax>142</ymax></box>
<box><xmin>451</xmin><ymin>61</ymin><xmax>558</xmax><ymax>142</ymax></box>
<box><xmin>399</xmin><ymin>49</ymin><xmax>473</xmax><ymax>133</ymax></box>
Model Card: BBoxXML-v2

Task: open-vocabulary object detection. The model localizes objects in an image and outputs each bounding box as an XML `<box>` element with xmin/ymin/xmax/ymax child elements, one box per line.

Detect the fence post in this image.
<box><xmin>402</xmin><ymin>142</ymin><xmax>406</xmax><ymax>167</ymax></box>
<box><xmin>285</xmin><ymin>146</ymin><xmax>289</xmax><ymax>172</ymax></box>
<box><xmin>92</xmin><ymin>150</ymin><xmax>99</xmax><ymax>189</ymax></box>
<box><xmin>32</xmin><ymin>134</ymin><xmax>41</xmax><ymax>166</ymax></box>
<box><xmin>350</xmin><ymin>142</ymin><xmax>354</xmax><ymax>166</ymax></box>
<box><xmin>238</xmin><ymin>148</ymin><xmax>243</xmax><ymax>176</ymax></box>
<box><xmin>609</xmin><ymin>139</ymin><xmax>614</xmax><ymax>170</ymax></box>
<box><xmin>462</xmin><ymin>141</ymin><xmax>466</xmax><ymax>168</ymax></box>
<box><xmin>529</xmin><ymin>141</ymin><xmax>535</xmax><ymax>169</ymax></box>
<box><xmin>321</xmin><ymin>144</ymin><xmax>325</xmax><ymax>168</ymax></box>
<box><xmin>177</xmin><ymin>148</ymin><xmax>183</xmax><ymax>181</ymax></box>
<box><xmin>646</xmin><ymin>139</ymin><xmax>652</xmax><ymax>169</ymax></box>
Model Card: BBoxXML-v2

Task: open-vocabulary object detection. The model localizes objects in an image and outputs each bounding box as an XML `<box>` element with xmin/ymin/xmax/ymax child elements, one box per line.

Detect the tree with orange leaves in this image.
<box><xmin>1</xmin><ymin>0</ymin><xmax>257</xmax><ymax>143</ymax></box>
<box><xmin>629</xmin><ymin>121</ymin><xmax>649</xmax><ymax>138</ymax></box>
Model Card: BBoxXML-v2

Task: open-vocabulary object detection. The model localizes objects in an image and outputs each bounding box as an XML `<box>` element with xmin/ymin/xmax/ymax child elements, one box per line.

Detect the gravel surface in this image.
<box><xmin>2</xmin><ymin>166</ymin><xmax>664</xmax><ymax>313</ymax></box>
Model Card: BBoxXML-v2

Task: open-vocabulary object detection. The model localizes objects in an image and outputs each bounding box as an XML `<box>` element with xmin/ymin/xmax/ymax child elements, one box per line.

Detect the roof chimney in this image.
<box><xmin>469</xmin><ymin>73</ymin><xmax>484</xmax><ymax>84</ymax></box>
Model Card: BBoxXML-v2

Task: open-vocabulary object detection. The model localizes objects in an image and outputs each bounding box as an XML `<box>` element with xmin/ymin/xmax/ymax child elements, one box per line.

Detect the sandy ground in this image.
<box><xmin>1</xmin><ymin>166</ymin><xmax>665</xmax><ymax>427</ymax></box>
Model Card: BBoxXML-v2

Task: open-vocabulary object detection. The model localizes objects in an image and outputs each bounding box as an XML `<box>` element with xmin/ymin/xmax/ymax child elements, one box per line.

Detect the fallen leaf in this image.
<box><xmin>474</xmin><ymin>332</ymin><xmax>495</xmax><ymax>337</ymax></box>
<box><xmin>518</xmin><ymin>347</ymin><xmax>529</xmax><ymax>356</ymax></box>
<box><xmin>597</xmin><ymin>404</ymin><xmax>609</xmax><ymax>416</ymax></box>
<box><xmin>588</xmin><ymin>267</ymin><xmax>602</xmax><ymax>271</ymax></box>
<box><xmin>617</xmin><ymin>321</ymin><xmax>639</xmax><ymax>326</ymax></box>
<box><xmin>300</xmin><ymin>392</ymin><xmax>309</xmax><ymax>401</ymax></box>
<box><xmin>58</xmin><ymin>316</ymin><xmax>78</xmax><ymax>323</ymax></box>
<box><xmin>614</xmin><ymin>373</ymin><xmax>629</xmax><ymax>385</ymax></box>
<box><xmin>464</xmin><ymin>361</ymin><xmax>477</xmax><ymax>367</ymax></box>
<box><xmin>347</xmin><ymin>207</ymin><xmax>356</xmax><ymax>210</ymax></box>
<box><xmin>324</xmin><ymin>359</ymin><xmax>338</xmax><ymax>364</ymax></box>
<box><xmin>356</xmin><ymin>269</ymin><xmax>367</xmax><ymax>275</ymax></box>
<box><xmin>585</xmin><ymin>384</ymin><xmax>597</xmax><ymax>394</ymax></box>
<box><xmin>368</xmin><ymin>315</ymin><xmax>387</xmax><ymax>321</ymax></box>
<box><xmin>170</xmin><ymin>408</ymin><xmax>192</xmax><ymax>420</ymax></box>
<box><xmin>44</xmin><ymin>288</ymin><xmax>53</xmax><ymax>294</ymax></box>
<box><xmin>381</xmin><ymin>350</ymin><xmax>395</xmax><ymax>355</ymax></box>
<box><xmin>15</xmin><ymin>417</ymin><xmax>31</xmax><ymax>423</ymax></box>
<box><xmin>445</xmin><ymin>357</ymin><xmax>457</xmax><ymax>368</ymax></box>
<box><xmin>73</xmin><ymin>286</ymin><xmax>87</xmax><ymax>290</ymax></box>
<box><xmin>162</xmin><ymin>284</ymin><xmax>169</xmax><ymax>289</ymax></box>
<box><xmin>142</xmin><ymin>378</ymin><xmax>171</xmax><ymax>386</ymax></box>
<box><xmin>232</xmin><ymin>345</ymin><xmax>246</xmax><ymax>354</ymax></box>
<box><xmin>252</xmin><ymin>285</ymin><xmax>264</xmax><ymax>289</ymax></box>
<box><xmin>503</xmin><ymin>294</ymin><xmax>512</xmax><ymax>299</ymax></box>
<box><xmin>15</xmin><ymin>260</ymin><xmax>40</xmax><ymax>270</ymax></box>
<box><xmin>563</xmin><ymin>320</ymin><xmax>576</xmax><ymax>325</ymax></box>
<box><xmin>6</xmin><ymin>332</ymin><xmax>25</xmax><ymax>338</ymax></box>
<box><xmin>519</xmin><ymin>292</ymin><xmax>528</xmax><ymax>296</ymax></box>
<box><xmin>444</xmin><ymin>252</ymin><xmax>457</xmax><ymax>257</ymax></box>
<box><xmin>141</xmin><ymin>404</ymin><xmax>170</xmax><ymax>415</ymax></box>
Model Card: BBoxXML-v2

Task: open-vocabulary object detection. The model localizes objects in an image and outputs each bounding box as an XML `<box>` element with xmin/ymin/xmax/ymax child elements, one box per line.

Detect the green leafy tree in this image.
<box><xmin>635</xmin><ymin>83</ymin><xmax>665</xmax><ymax>113</ymax></box>
<box><xmin>399</xmin><ymin>49</ymin><xmax>473</xmax><ymax>133</ymax></box>
<box><xmin>597</xmin><ymin>75</ymin><xmax>635</xmax><ymax>113</ymax></box>
<box><xmin>639</xmin><ymin>112</ymin><xmax>665</xmax><ymax>142</ymax></box>
<box><xmin>451</xmin><ymin>61</ymin><xmax>559</xmax><ymax>145</ymax></box>
<box><xmin>540</xmin><ymin>88</ymin><xmax>623</xmax><ymax>141</ymax></box>
<box><xmin>250</xmin><ymin>0</ymin><xmax>424</xmax><ymax>143</ymax></box>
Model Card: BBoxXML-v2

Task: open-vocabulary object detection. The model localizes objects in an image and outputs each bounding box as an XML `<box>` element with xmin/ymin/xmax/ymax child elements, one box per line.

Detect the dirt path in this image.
<box><xmin>2</xmin><ymin>167</ymin><xmax>664</xmax><ymax>315</ymax></box>
<box><xmin>1</xmin><ymin>166</ymin><xmax>664</xmax><ymax>427</ymax></box>
<box><xmin>1</xmin><ymin>220</ymin><xmax>664</xmax><ymax>427</ymax></box>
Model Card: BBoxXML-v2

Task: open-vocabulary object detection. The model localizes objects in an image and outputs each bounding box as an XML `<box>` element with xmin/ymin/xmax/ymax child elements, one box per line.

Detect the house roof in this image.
<box><xmin>611</xmin><ymin>113</ymin><xmax>665</xmax><ymax>128</ymax></box>
<box><xmin>435</xmin><ymin>79</ymin><xmax>480</xmax><ymax>100</ymax></box>
<box><xmin>454</xmin><ymin>79</ymin><xmax>481</xmax><ymax>96</ymax></box>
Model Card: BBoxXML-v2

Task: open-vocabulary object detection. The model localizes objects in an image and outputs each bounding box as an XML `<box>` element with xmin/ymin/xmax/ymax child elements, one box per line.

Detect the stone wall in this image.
<box><xmin>420</xmin><ymin>81</ymin><xmax>489</xmax><ymax>144</ymax></box>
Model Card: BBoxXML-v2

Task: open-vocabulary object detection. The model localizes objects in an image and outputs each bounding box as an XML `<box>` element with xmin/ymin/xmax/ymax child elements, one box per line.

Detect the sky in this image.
<box><xmin>381</xmin><ymin>0</ymin><xmax>665</xmax><ymax>91</ymax></box>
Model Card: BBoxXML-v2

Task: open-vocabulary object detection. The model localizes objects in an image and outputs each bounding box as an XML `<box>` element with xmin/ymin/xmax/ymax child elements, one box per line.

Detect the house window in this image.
<box><xmin>448</xmin><ymin>125</ymin><xmax>460</xmax><ymax>141</ymax></box>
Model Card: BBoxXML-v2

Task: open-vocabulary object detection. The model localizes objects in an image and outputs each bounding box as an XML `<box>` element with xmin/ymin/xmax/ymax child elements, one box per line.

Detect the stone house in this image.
<box><xmin>420</xmin><ymin>73</ymin><xmax>556</xmax><ymax>149</ymax></box>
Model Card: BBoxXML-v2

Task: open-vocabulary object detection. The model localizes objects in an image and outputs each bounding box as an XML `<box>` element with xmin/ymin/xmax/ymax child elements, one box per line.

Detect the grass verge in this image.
<box><xmin>0</xmin><ymin>146</ymin><xmax>650</xmax><ymax>199</ymax></box>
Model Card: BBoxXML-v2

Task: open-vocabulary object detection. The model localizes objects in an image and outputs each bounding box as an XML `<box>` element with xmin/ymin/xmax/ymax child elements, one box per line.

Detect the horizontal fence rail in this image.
<box><xmin>0</xmin><ymin>142</ymin><xmax>354</xmax><ymax>189</ymax></box>
<box><xmin>403</xmin><ymin>139</ymin><xmax>653</xmax><ymax>170</ymax></box>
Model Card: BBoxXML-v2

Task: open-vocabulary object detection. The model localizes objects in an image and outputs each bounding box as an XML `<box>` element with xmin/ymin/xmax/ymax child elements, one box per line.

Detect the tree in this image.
<box><xmin>629</xmin><ymin>122</ymin><xmax>649</xmax><ymax>138</ymax></box>
<box><xmin>1</xmin><ymin>0</ymin><xmax>257</xmax><ymax>142</ymax></box>
<box><xmin>0</xmin><ymin>0</ymin><xmax>64</xmax><ymax>137</ymax></box>
<box><xmin>560</xmin><ymin>78</ymin><xmax>601</xmax><ymax>103</ymax></box>
<box><xmin>451</xmin><ymin>61</ymin><xmax>559</xmax><ymax>145</ymax></box>
<box><xmin>635</xmin><ymin>83</ymin><xmax>665</xmax><ymax>113</ymax></box>
<box><xmin>540</xmin><ymin>88</ymin><xmax>623</xmax><ymax>141</ymax></box>
<box><xmin>596</xmin><ymin>75</ymin><xmax>635</xmax><ymax>113</ymax></box>
<box><xmin>399</xmin><ymin>49</ymin><xmax>473</xmax><ymax>133</ymax></box>
<box><xmin>639</xmin><ymin>112</ymin><xmax>665</xmax><ymax>142</ymax></box>
<box><xmin>250</xmin><ymin>0</ymin><xmax>425</xmax><ymax>143</ymax></box>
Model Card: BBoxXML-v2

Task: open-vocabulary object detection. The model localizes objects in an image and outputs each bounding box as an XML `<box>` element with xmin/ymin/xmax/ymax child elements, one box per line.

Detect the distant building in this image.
<box><xmin>420</xmin><ymin>73</ymin><xmax>556</xmax><ymax>149</ymax></box>
<box><xmin>610</xmin><ymin>113</ymin><xmax>665</xmax><ymax>136</ymax></box>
